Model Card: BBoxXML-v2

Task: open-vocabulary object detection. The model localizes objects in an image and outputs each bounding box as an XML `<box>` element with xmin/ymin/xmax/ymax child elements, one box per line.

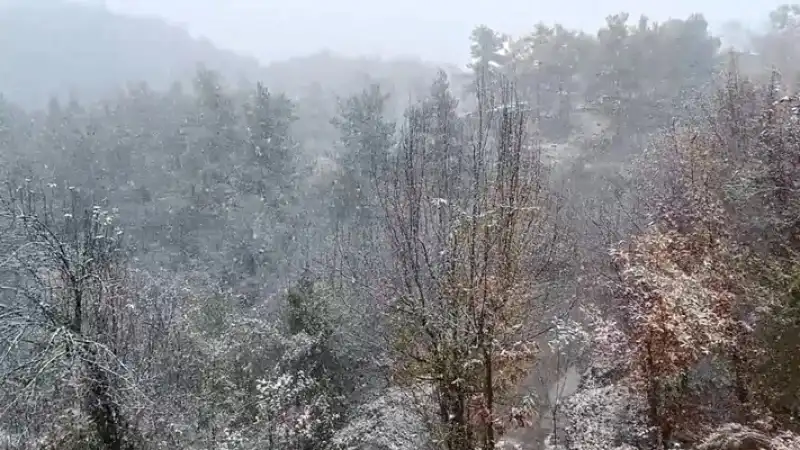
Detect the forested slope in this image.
<box><xmin>1</xmin><ymin>3</ymin><xmax>800</xmax><ymax>450</ymax></box>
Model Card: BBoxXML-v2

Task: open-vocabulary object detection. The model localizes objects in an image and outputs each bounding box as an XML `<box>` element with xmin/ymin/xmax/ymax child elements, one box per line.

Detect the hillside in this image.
<box><xmin>0</xmin><ymin>0</ymin><xmax>445</xmax><ymax>108</ymax></box>
<box><xmin>0</xmin><ymin>1</ymin><xmax>268</xmax><ymax>107</ymax></box>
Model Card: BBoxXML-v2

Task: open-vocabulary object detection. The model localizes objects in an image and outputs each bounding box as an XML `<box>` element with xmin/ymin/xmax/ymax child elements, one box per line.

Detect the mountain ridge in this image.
<box><xmin>0</xmin><ymin>1</ymin><xmax>444</xmax><ymax>108</ymax></box>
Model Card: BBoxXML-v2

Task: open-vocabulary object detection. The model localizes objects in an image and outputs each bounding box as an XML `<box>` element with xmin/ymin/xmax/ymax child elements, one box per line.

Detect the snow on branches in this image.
<box><xmin>612</xmin><ymin>227</ymin><xmax>736</xmax><ymax>381</ymax></box>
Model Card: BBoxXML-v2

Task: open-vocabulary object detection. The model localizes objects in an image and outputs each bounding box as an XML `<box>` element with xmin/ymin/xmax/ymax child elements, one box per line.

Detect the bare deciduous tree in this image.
<box><xmin>375</xmin><ymin>71</ymin><xmax>571</xmax><ymax>450</ymax></box>
<box><xmin>0</xmin><ymin>182</ymin><xmax>139</xmax><ymax>449</ymax></box>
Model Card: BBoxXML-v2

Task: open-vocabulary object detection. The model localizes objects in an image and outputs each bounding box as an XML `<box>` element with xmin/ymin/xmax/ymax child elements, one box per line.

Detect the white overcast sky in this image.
<box><xmin>103</xmin><ymin>0</ymin><xmax>786</xmax><ymax>64</ymax></box>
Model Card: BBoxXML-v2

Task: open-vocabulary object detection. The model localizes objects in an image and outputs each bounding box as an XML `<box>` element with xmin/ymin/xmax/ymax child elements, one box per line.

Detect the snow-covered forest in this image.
<box><xmin>1</xmin><ymin>2</ymin><xmax>800</xmax><ymax>449</ymax></box>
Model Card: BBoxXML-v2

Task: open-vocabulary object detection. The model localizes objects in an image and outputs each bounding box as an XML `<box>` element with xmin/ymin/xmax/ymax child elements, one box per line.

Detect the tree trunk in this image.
<box><xmin>645</xmin><ymin>340</ymin><xmax>666</xmax><ymax>449</ymax></box>
<box><xmin>439</xmin><ymin>382</ymin><xmax>472</xmax><ymax>450</ymax></box>
<box><xmin>483</xmin><ymin>348</ymin><xmax>496</xmax><ymax>450</ymax></box>
<box><xmin>85</xmin><ymin>352</ymin><xmax>130</xmax><ymax>450</ymax></box>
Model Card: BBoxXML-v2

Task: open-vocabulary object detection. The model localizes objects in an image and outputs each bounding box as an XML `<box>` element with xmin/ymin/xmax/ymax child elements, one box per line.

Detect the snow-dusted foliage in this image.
<box><xmin>693</xmin><ymin>423</ymin><xmax>800</xmax><ymax>450</ymax></box>
<box><xmin>333</xmin><ymin>387</ymin><xmax>430</xmax><ymax>450</ymax></box>
<box><xmin>546</xmin><ymin>315</ymin><xmax>590</xmax><ymax>354</ymax></box>
<box><xmin>255</xmin><ymin>331</ymin><xmax>342</xmax><ymax>450</ymax></box>
<box><xmin>542</xmin><ymin>365</ymin><xmax>649</xmax><ymax>450</ymax></box>
<box><xmin>612</xmin><ymin>227</ymin><xmax>738</xmax><ymax>382</ymax></box>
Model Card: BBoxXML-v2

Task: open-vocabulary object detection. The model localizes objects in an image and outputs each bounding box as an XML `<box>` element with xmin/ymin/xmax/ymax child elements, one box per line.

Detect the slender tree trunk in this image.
<box><xmin>85</xmin><ymin>348</ymin><xmax>129</xmax><ymax>450</ymax></box>
<box><xmin>440</xmin><ymin>383</ymin><xmax>471</xmax><ymax>450</ymax></box>
<box><xmin>483</xmin><ymin>348</ymin><xmax>495</xmax><ymax>450</ymax></box>
<box><xmin>730</xmin><ymin>347</ymin><xmax>750</xmax><ymax>406</ymax></box>
<box><xmin>645</xmin><ymin>340</ymin><xmax>665</xmax><ymax>449</ymax></box>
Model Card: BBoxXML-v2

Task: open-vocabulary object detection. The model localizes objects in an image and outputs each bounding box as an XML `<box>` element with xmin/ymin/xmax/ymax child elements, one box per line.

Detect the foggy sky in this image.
<box><xmin>104</xmin><ymin>0</ymin><xmax>787</xmax><ymax>64</ymax></box>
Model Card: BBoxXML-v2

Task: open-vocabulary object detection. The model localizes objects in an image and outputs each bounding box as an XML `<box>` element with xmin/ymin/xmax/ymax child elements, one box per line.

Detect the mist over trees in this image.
<box><xmin>1</xmin><ymin>2</ymin><xmax>800</xmax><ymax>450</ymax></box>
